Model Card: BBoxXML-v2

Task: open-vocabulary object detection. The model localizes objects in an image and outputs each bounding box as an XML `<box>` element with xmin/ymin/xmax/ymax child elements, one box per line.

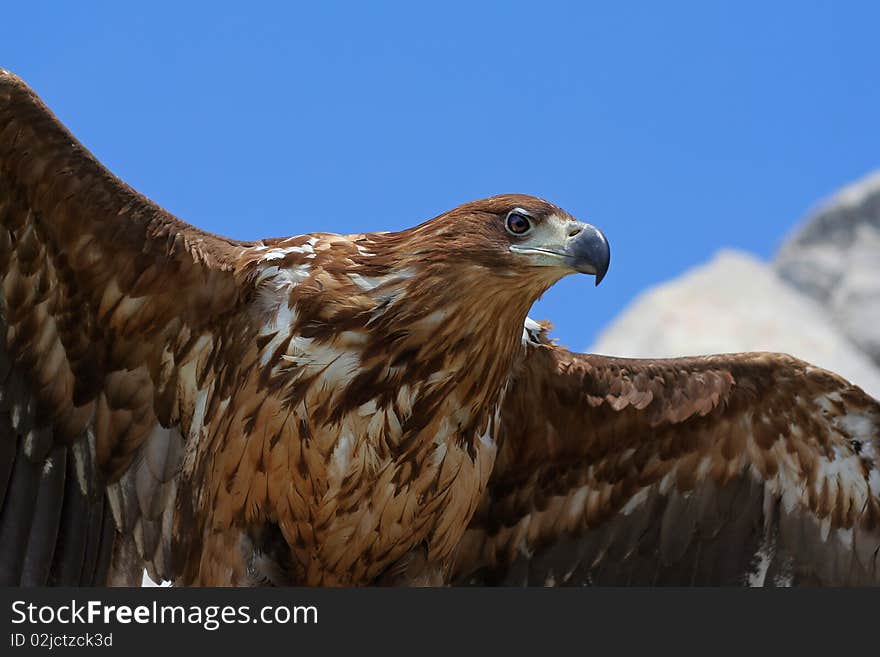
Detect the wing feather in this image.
<box><xmin>452</xmin><ymin>329</ymin><xmax>880</xmax><ymax>586</ymax></box>
<box><xmin>0</xmin><ymin>69</ymin><xmax>252</xmax><ymax>585</ymax></box>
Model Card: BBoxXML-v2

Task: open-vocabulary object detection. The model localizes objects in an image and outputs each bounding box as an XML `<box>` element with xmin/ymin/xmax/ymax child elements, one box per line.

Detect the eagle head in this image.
<box><xmin>407</xmin><ymin>194</ymin><xmax>610</xmax><ymax>293</ymax></box>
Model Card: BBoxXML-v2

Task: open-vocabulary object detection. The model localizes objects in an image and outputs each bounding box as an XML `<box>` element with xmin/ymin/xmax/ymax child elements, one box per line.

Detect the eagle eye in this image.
<box><xmin>505</xmin><ymin>211</ymin><xmax>532</xmax><ymax>236</ymax></box>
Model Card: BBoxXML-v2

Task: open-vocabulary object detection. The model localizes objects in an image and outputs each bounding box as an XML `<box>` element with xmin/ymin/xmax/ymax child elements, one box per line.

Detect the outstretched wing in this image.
<box><xmin>0</xmin><ymin>70</ymin><xmax>252</xmax><ymax>585</ymax></box>
<box><xmin>452</xmin><ymin>328</ymin><xmax>880</xmax><ymax>586</ymax></box>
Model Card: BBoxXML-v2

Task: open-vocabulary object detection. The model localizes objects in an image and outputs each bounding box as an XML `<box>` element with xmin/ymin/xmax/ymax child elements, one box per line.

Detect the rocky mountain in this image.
<box><xmin>776</xmin><ymin>170</ymin><xmax>880</xmax><ymax>368</ymax></box>
<box><xmin>590</xmin><ymin>171</ymin><xmax>880</xmax><ymax>400</ymax></box>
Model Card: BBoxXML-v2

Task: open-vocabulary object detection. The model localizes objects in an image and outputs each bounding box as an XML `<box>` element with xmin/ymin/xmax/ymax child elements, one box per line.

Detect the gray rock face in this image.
<box><xmin>590</xmin><ymin>250</ymin><xmax>880</xmax><ymax>399</ymax></box>
<box><xmin>775</xmin><ymin>170</ymin><xmax>880</xmax><ymax>366</ymax></box>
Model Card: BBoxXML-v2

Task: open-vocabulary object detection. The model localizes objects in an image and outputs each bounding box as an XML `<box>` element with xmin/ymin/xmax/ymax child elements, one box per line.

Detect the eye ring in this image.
<box><xmin>505</xmin><ymin>211</ymin><xmax>532</xmax><ymax>236</ymax></box>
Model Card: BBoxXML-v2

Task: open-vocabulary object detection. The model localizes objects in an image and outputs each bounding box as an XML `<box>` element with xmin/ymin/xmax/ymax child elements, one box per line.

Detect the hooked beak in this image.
<box><xmin>563</xmin><ymin>222</ymin><xmax>610</xmax><ymax>285</ymax></box>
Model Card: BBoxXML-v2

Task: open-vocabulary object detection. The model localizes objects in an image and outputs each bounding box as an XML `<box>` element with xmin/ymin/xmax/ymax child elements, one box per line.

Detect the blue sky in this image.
<box><xmin>4</xmin><ymin>2</ymin><xmax>878</xmax><ymax>349</ymax></box>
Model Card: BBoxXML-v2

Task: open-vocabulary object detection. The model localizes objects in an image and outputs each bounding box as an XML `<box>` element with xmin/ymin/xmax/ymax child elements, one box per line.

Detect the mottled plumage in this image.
<box><xmin>1</xmin><ymin>70</ymin><xmax>879</xmax><ymax>586</ymax></box>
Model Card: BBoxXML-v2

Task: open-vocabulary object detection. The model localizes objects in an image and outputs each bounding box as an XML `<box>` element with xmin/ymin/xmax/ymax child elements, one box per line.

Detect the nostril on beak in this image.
<box><xmin>568</xmin><ymin>225</ymin><xmax>583</xmax><ymax>238</ymax></box>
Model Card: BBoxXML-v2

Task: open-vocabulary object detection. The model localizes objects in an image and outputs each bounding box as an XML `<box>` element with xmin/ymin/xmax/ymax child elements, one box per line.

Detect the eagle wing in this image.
<box><xmin>0</xmin><ymin>70</ymin><xmax>251</xmax><ymax>585</ymax></box>
<box><xmin>452</xmin><ymin>328</ymin><xmax>880</xmax><ymax>585</ymax></box>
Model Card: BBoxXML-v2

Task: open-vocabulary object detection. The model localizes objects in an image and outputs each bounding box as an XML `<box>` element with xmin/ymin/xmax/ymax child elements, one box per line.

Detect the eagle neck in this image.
<box><xmin>358</xmin><ymin>260</ymin><xmax>534</xmax><ymax>437</ymax></box>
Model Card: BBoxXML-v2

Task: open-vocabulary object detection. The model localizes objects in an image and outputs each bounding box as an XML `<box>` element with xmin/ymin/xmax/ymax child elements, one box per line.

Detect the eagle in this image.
<box><xmin>1</xmin><ymin>69</ymin><xmax>879</xmax><ymax>587</ymax></box>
